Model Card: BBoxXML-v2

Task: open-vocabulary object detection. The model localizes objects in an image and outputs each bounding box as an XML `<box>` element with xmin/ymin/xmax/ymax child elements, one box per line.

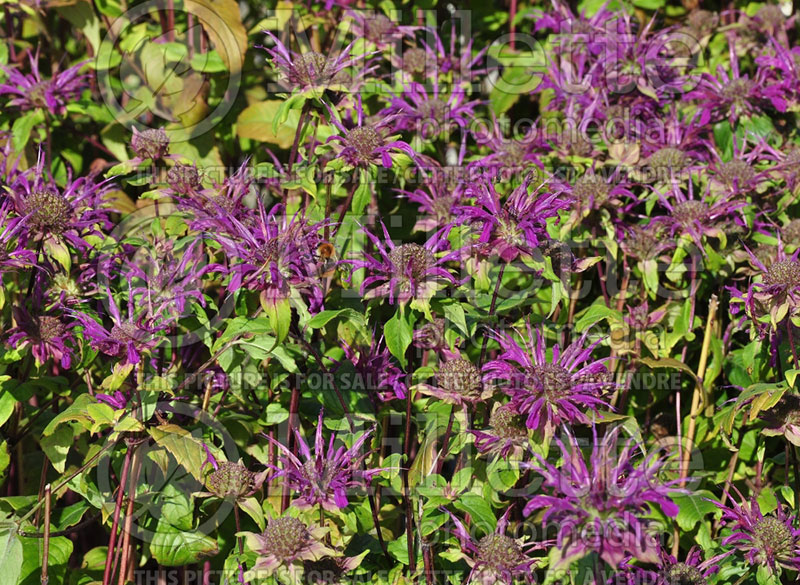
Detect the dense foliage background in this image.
<box><xmin>1</xmin><ymin>0</ymin><xmax>800</xmax><ymax>584</ymax></box>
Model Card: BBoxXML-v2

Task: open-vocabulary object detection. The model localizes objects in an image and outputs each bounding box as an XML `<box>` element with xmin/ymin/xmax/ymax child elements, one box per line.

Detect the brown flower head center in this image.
<box><xmin>365</xmin><ymin>14</ymin><xmax>395</xmax><ymax>42</ymax></box>
<box><xmin>671</xmin><ymin>200</ymin><xmax>709</xmax><ymax>227</ymax></box>
<box><xmin>346</xmin><ymin>127</ymin><xmax>383</xmax><ymax>164</ymax></box>
<box><xmin>302</xmin><ymin>459</ymin><xmax>337</xmax><ymax>492</ymax></box>
<box><xmin>718</xmin><ymin>160</ymin><xmax>755</xmax><ymax>189</ymax></box>
<box><xmin>752</xmin><ymin>516</ymin><xmax>795</xmax><ymax>562</ymax></box>
<box><xmin>206</xmin><ymin>461</ymin><xmax>255</xmax><ymax>499</ymax></box>
<box><xmin>662</xmin><ymin>562</ymin><xmax>706</xmax><ymax>585</ymax></box>
<box><xmin>489</xmin><ymin>404</ymin><xmax>528</xmax><ymax>441</ymax></box>
<box><xmin>532</xmin><ymin>363</ymin><xmax>572</xmax><ymax>399</ymax></box>
<box><xmin>25</xmin><ymin>190</ymin><xmax>72</xmax><ymax>234</ymax></box>
<box><xmin>261</xmin><ymin>517</ymin><xmax>310</xmax><ymax>561</ymax></box>
<box><xmin>764</xmin><ymin>259</ymin><xmax>800</xmax><ymax>287</ymax></box>
<box><xmin>167</xmin><ymin>164</ymin><xmax>201</xmax><ymax>194</ymax></box>
<box><xmin>291</xmin><ymin>52</ymin><xmax>333</xmax><ymax>86</ymax></box>
<box><xmin>389</xmin><ymin>243</ymin><xmax>433</xmax><ymax>281</ymax></box>
<box><xmin>476</xmin><ymin>533</ymin><xmax>525</xmax><ymax>571</ymax></box>
<box><xmin>132</xmin><ymin>128</ymin><xmax>169</xmax><ymax>160</ymax></box>
<box><xmin>403</xmin><ymin>48</ymin><xmax>428</xmax><ymax>73</ymax></box>
<box><xmin>417</xmin><ymin>98</ymin><xmax>448</xmax><ymax>124</ymax></box>
<box><xmin>438</xmin><ymin>358</ymin><xmax>482</xmax><ymax>399</ymax></box>
<box><xmin>648</xmin><ymin>147</ymin><xmax>689</xmax><ymax>171</ymax></box>
<box><xmin>36</xmin><ymin>316</ymin><xmax>67</xmax><ymax>342</ymax></box>
<box><xmin>720</xmin><ymin>78</ymin><xmax>755</xmax><ymax>107</ymax></box>
<box><xmin>573</xmin><ymin>174</ymin><xmax>610</xmax><ymax>208</ymax></box>
<box><xmin>110</xmin><ymin>322</ymin><xmax>141</xmax><ymax>344</ymax></box>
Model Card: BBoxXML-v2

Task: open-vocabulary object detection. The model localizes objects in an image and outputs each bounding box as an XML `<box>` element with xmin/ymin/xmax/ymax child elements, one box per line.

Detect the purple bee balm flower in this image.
<box><xmin>327</xmin><ymin>97</ymin><xmax>418</xmax><ymax>169</ymax></box>
<box><xmin>74</xmin><ymin>288</ymin><xmax>163</xmax><ymax>365</ymax></box>
<box><xmin>0</xmin><ymin>201</ymin><xmax>36</xmax><ymax>273</ymax></box>
<box><xmin>398</xmin><ymin>177</ymin><xmax>467</xmax><ymax>232</ymax></box>
<box><xmin>125</xmin><ymin>237</ymin><xmax>208</xmax><ymax>320</ymax></box>
<box><xmin>469</xmin><ymin>119</ymin><xmax>544</xmax><ymax>180</ymax></box>
<box><xmin>728</xmin><ymin>241</ymin><xmax>800</xmax><ymax>337</ymax></box>
<box><xmin>524</xmin><ymin>425</ymin><xmax>681</xmax><ymax>568</ymax></box>
<box><xmin>212</xmin><ymin>202</ymin><xmax>329</xmax><ymax>313</ymax></box>
<box><xmin>340</xmin><ymin>337</ymin><xmax>408</xmax><ymax>403</ymax></box>
<box><xmin>172</xmin><ymin>159</ymin><xmax>257</xmax><ymax>233</ymax></box>
<box><xmin>458</xmin><ymin>174</ymin><xmax>570</xmax><ymax>263</ymax></box>
<box><xmin>385</xmin><ymin>82</ymin><xmax>480</xmax><ymax>141</ymax></box>
<box><xmin>654</xmin><ymin>180</ymin><xmax>747</xmax><ymax>250</ymax></box>
<box><xmin>483</xmin><ymin>322</ymin><xmax>614</xmax><ymax>435</ymax></box>
<box><xmin>562</xmin><ymin>168</ymin><xmax>638</xmax><ymax>226</ymax></box>
<box><xmin>8</xmin><ymin>149</ymin><xmax>113</xmax><ymax>252</ymax></box>
<box><xmin>713</xmin><ymin>489</ymin><xmax>800</xmax><ymax>575</ymax></box>
<box><xmin>7</xmin><ymin>305</ymin><xmax>74</xmax><ymax>369</ymax></box>
<box><xmin>686</xmin><ymin>39</ymin><xmax>778</xmax><ymax>125</ymax></box>
<box><xmin>445</xmin><ymin>506</ymin><xmax>542</xmax><ymax>585</ymax></box>
<box><xmin>265</xmin><ymin>410</ymin><xmax>381</xmax><ymax>511</ymax></box>
<box><xmin>260</xmin><ymin>32</ymin><xmax>369</xmax><ymax>94</ymax></box>
<box><xmin>469</xmin><ymin>403</ymin><xmax>530</xmax><ymax>459</ymax></box>
<box><xmin>760</xmin><ymin>393</ymin><xmax>800</xmax><ymax>446</ymax></box>
<box><xmin>348</xmin><ymin>222</ymin><xmax>458</xmax><ymax>305</ymax></box>
<box><xmin>0</xmin><ymin>50</ymin><xmax>87</xmax><ymax>115</ymax></box>
<box><xmin>618</xmin><ymin>546</ymin><xmax>719</xmax><ymax>585</ymax></box>
<box><xmin>346</xmin><ymin>10</ymin><xmax>416</xmax><ymax>50</ymax></box>
<box><xmin>407</xmin><ymin>23</ymin><xmax>487</xmax><ymax>84</ymax></box>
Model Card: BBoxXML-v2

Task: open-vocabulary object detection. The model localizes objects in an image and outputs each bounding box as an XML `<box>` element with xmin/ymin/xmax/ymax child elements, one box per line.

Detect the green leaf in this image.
<box><xmin>453</xmin><ymin>494</ymin><xmax>496</xmax><ymax>534</ymax></box>
<box><xmin>0</xmin><ymin>520</ymin><xmax>23</xmax><ymax>585</ymax></box>
<box><xmin>42</xmin><ymin>394</ymin><xmax>95</xmax><ymax>436</ymax></box>
<box><xmin>351</xmin><ymin>173</ymin><xmax>372</xmax><ymax>216</ymax></box>
<box><xmin>40</xmin><ymin>425</ymin><xmax>74</xmax><ymax>474</ymax></box>
<box><xmin>443</xmin><ymin>302</ymin><xmax>469</xmax><ymax>337</ymax></box>
<box><xmin>670</xmin><ymin>490</ymin><xmax>718</xmax><ymax>531</ymax></box>
<box><xmin>18</xmin><ymin>535</ymin><xmax>72</xmax><ymax>585</ymax></box>
<box><xmin>575</xmin><ymin>303</ymin><xmax>622</xmax><ymax>332</ymax></box>
<box><xmin>150</xmin><ymin>520</ymin><xmax>218</xmax><ymax>566</ymax></box>
<box><xmin>11</xmin><ymin>111</ymin><xmax>42</xmax><ymax>152</ymax></box>
<box><xmin>149</xmin><ymin>424</ymin><xmax>208</xmax><ymax>482</ymax></box>
<box><xmin>385</xmin><ymin>310</ymin><xmax>412</xmax><ymax>369</ymax></box>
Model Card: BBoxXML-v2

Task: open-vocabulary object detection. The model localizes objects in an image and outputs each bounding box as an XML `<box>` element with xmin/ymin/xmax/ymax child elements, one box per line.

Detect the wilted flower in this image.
<box><xmin>266</xmin><ymin>410</ymin><xmax>381</xmax><ymax>511</ymax></box>
<box><xmin>130</xmin><ymin>127</ymin><xmax>170</xmax><ymax>161</ymax></box>
<box><xmin>760</xmin><ymin>393</ymin><xmax>800</xmax><ymax>446</ymax></box>
<box><xmin>446</xmin><ymin>506</ymin><xmax>540</xmax><ymax>585</ymax></box>
<box><xmin>7</xmin><ymin>305</ymin><xmax>74</xmax><ymax>368</ymax></box>
<box><xmin>728</xmin><ymin>241</ymin><xmax>800</xmax><ymax>337</ymax></box>
<box><xmin>416</xmin><ymin>357</ymin><xmax>489</xmax><ymax>406</ymax></box>
<box><xmin>348</xmin><ymin>222</ymin><xmax>458</xmax><ymax>305</ymax></box>
<box><xmin>713</xmin><ymin>491</ymin><xmax>800</xmax><ymax>575</ymax></box>
<box><xmin>0</xmin><ymin>51</ymin><xmax>87</xmax><ymax>115</ymax></box>
<box><xmin>244</xmin><ymin>515</ymin><xmax>333</xmax><ymax>579</ymax></box>
<box><xmin>483</xmin><ymin>322</ymin><xmax>613</xmax><ymax>435</ymax></box>
<box><xmin>470</xmin><ymin>403</ymin><xmax>529</xmax><ymax>458</ymax></box>
<box><xmin>200</xmin><ymin>460</ymin><xmax>267</xmax><ymax>501</ymax></box>
<box><xmin>166</xmin><ymin>162</ymin><xmax>202</xmax><ymax>195</ymax></box>
<box><xmin>303</xmin><ymin>554</ymin><xmax>366</xmax><ymax>585</ymax></box>
<box><xmin>524</xmin><ymin>425</ymin><xmax>681</xmax><ymax>568</ymax></box>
